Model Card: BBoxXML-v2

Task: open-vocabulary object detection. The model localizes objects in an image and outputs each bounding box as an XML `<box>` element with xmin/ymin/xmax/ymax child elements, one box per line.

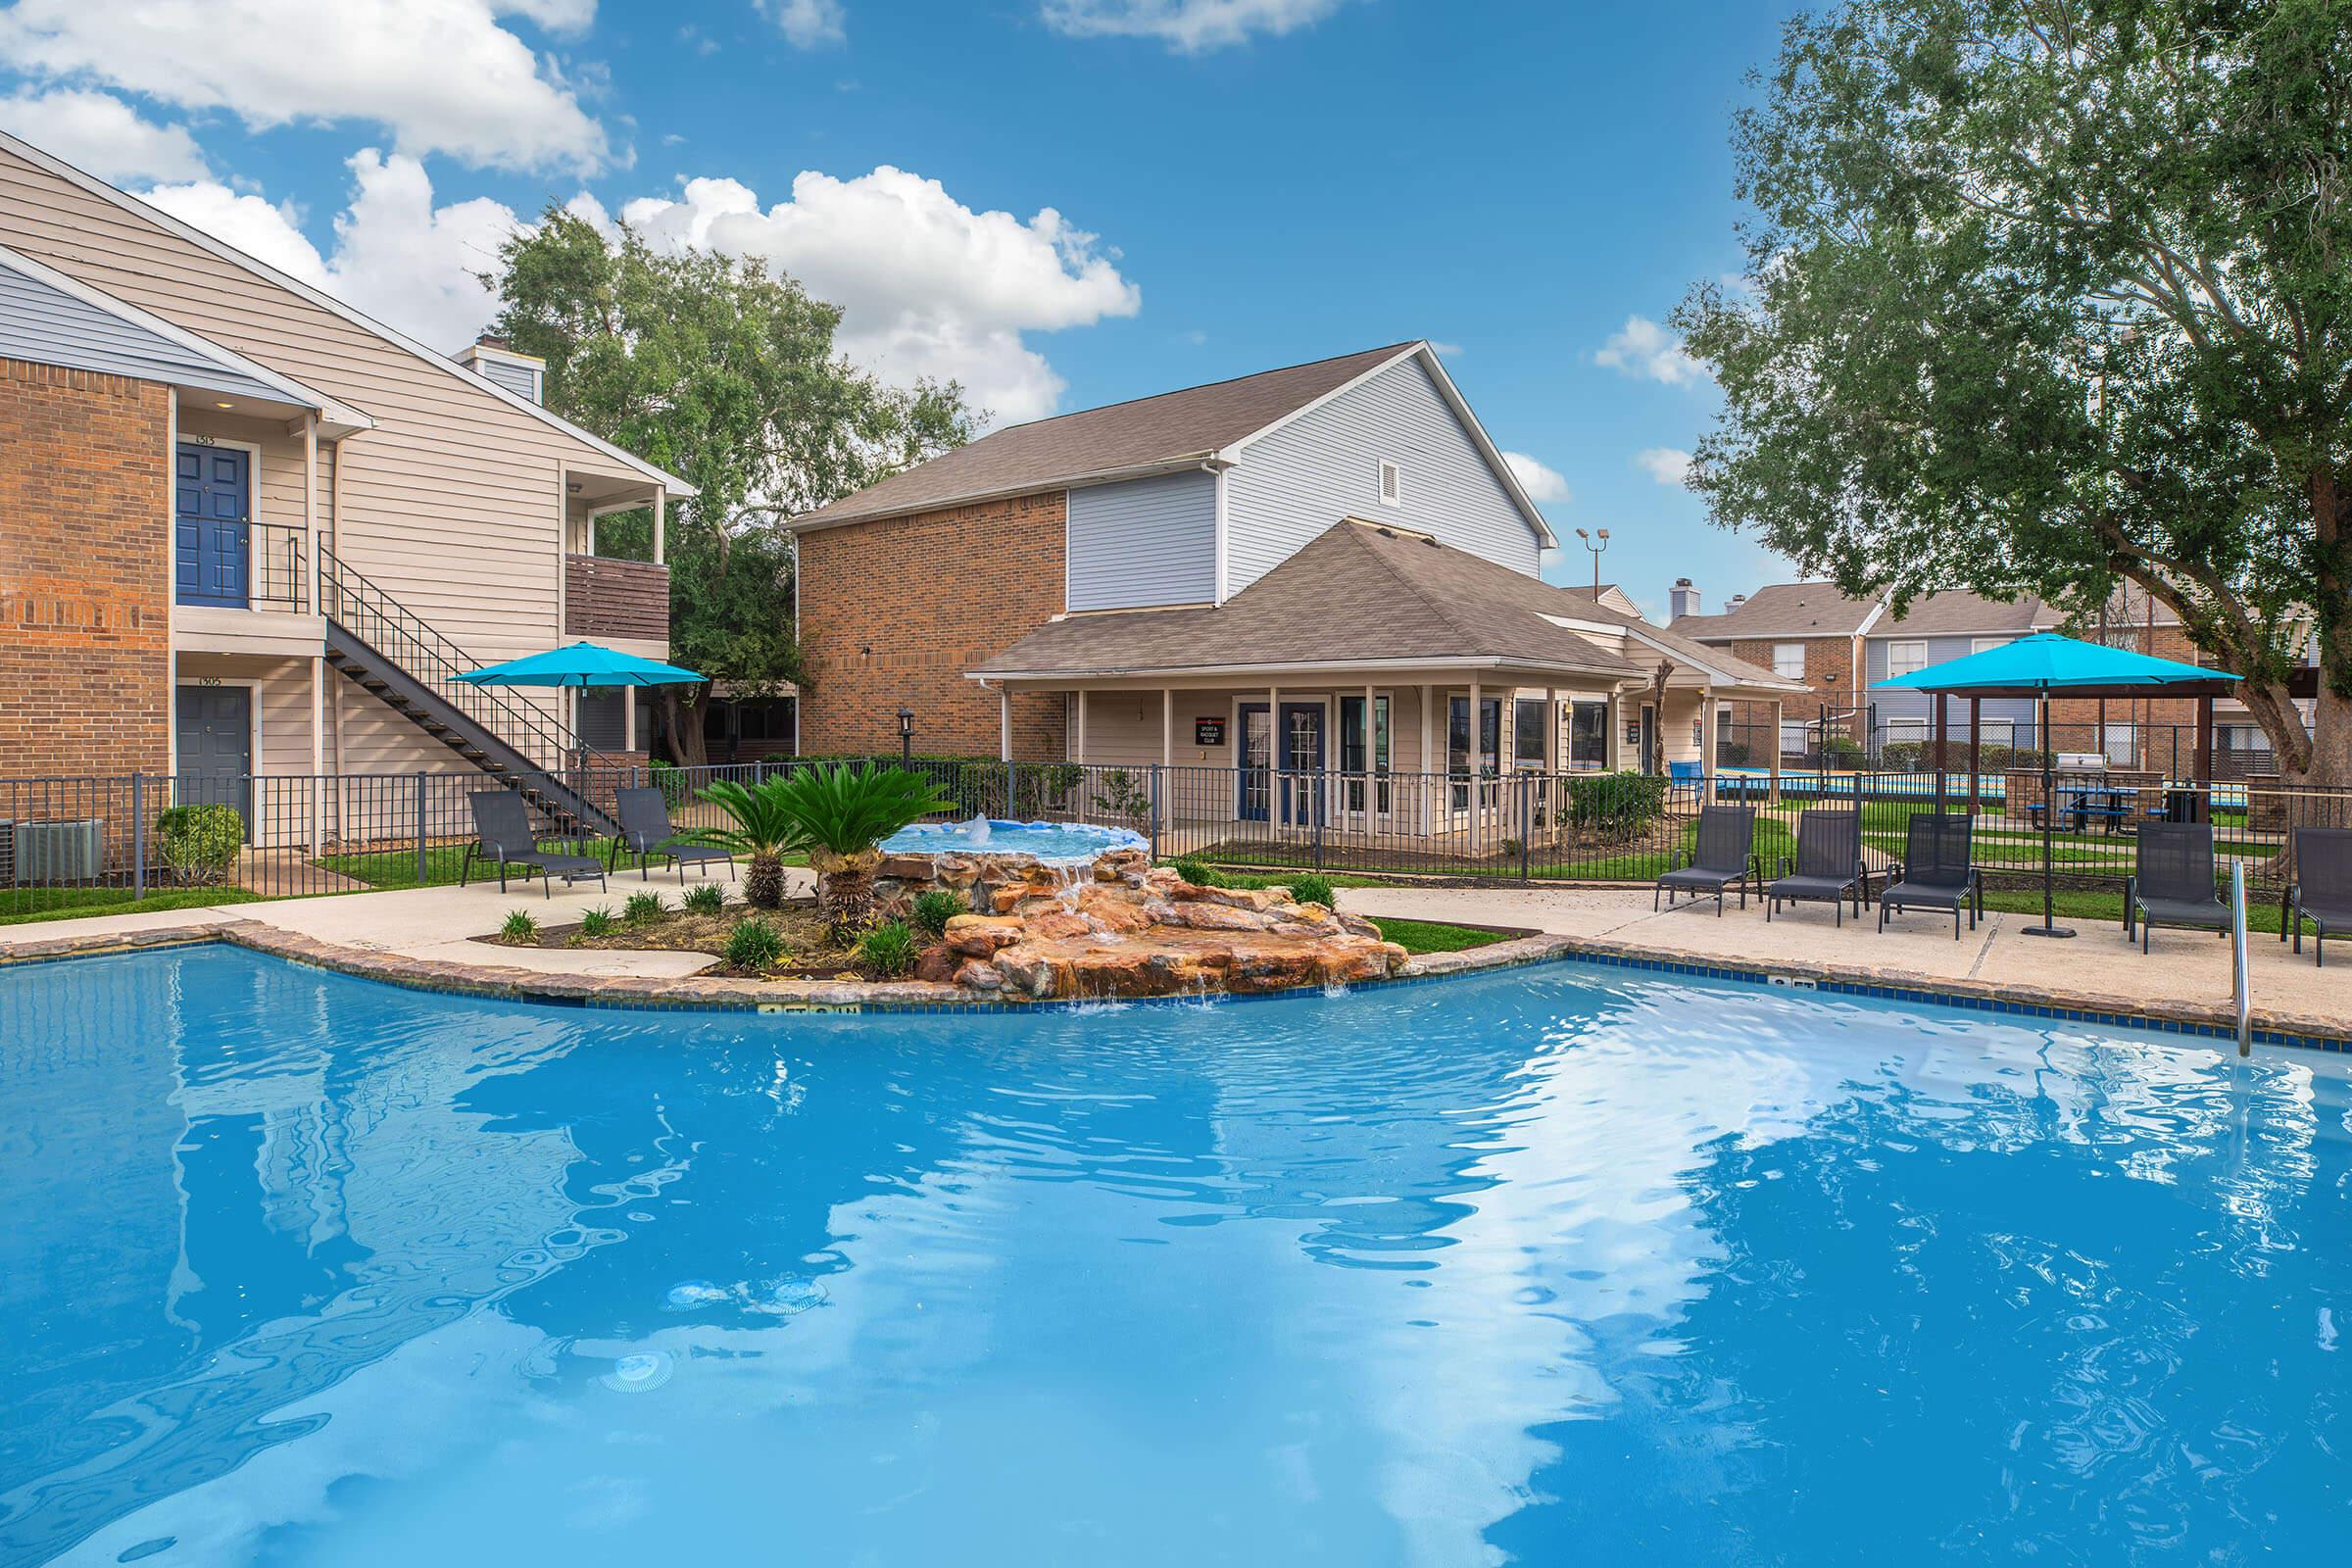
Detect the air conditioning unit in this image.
<box><xmin>13</xmin><ymin>817</ymin><xmax>104</xmax><ymax>884</ymax></box>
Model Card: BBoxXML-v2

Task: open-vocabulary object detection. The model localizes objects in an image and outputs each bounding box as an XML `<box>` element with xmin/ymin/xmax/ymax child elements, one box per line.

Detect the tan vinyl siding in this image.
<box><xmin>0</xmin><ymin>144</ymin><xmax>636</xmax><ymax>713</ymax></box>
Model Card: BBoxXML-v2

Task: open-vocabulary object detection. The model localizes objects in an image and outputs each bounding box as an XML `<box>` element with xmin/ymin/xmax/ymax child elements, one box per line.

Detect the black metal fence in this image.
<box><xmin>7</xmin><ymin>759</ymin><xmax>2348</xmax><ymax>922</ymax></box>
<box><xmin>1715</xmin><ymin>707</ymin><xmax>2286</xmax><ymax>778</ymax></box>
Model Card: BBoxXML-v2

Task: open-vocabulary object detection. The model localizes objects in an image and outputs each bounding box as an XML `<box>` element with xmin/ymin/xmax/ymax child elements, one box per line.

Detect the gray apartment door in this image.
<box><xmin>175</xmin><ymin>684</ymin><xmax>252</xmax><ymax>823</ymax></box>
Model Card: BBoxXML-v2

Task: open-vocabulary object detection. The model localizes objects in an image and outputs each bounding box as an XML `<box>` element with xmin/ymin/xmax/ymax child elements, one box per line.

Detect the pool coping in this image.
<box><xmin>6</xmin><ymin>914</ymin><xmax>2346</xmax><ymax>1052</ymax></box>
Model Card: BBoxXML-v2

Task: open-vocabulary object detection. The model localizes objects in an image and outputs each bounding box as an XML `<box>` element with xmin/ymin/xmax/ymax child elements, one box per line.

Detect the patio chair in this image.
<box><xmin>2124</xmin><ymin>821</ymin><xmax>2226</xmax><ymax>952</ymax></box>
<box><xmin>1878</xmin><ymin>814</ymin><xmax>1982</xmax><ymax>940</ymax></box>
<box><xmin>459</xmin><ymin>790</ymin><xmax>610</xmax><ymax>898</ymax></box>
<box><xmin>1654</xmin><ymin>805</ymin><xmax>1758</xmax><ymax>916</ymax></box>
<box><xmin>2282</xmin><ymin>826</ymin><xmax>2352</xmax><ymax>968</ymax></box>
<box><xmin>1765</xmin><ymin>808</ymin><xmax>1864</xmax><ymax>925</ymax></box>
<box><xmin>611</xmin><ymin>786</ymin><xmax>738</xmax><ymax>883</ymax></box>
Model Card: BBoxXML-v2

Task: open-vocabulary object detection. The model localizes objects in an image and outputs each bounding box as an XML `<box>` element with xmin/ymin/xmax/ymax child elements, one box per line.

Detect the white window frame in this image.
<box><xmin>1771</xmin><ymin>642</ymin><xmax>1805</xmax><ymax>680</ymax></box>
<box><xmin>1376</xmin><ymin>457</ymin><xmax>1402</xmax><ymax>508</ymax></box>
<box><xmin>1886</xmin><ymin>640</ymin><xmax>1930</xmax><ymax>679</ymax></box>
<box><xmin>1970</xmin><ymin>636</ymin><xmax>2010</xmax><ymax>657</ymax></box>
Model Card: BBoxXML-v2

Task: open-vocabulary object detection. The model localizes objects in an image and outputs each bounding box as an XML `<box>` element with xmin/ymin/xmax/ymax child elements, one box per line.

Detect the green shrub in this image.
<box><xmin>1171</xmin><ymin>856</ymin><xmax>1223</xmax><ymax>888</ymax></box>
<box><xmin>682</xmin><ymin>882</ymin><xmax>726</xmax><ymax>915</ymax></box>
<box><xmin>910</xmin><ymin>888</ymin><xmax>962</xmax><ymax>938</ymax></box>
<box><xmin>1285</xmin><ymin>872</ymin><xmax>1336</xmax><ymax>909</ymax></box>
<box><xmin>155</xmin><ymin>803</ymin><xmax>242</xmax><ymax>885</ymax></box>
<box><xmin>1822</xmin><ymin>735</ymin><xmax>1865</xmax><ymax>766</ymax></box>
<box><xmin>1089</xmin><ymin>767</ymin><xmax>1153</xmax><ymax>827</ymax></box>
<box><xmin>723</xmin><ymin>915</ymin><xmax>785</xmax><ymax>971</ymax></box>
<box><xmin>622</xmin><ymin>891</ymin><xmax>667</xmax><ymax>926</ymax></box>
<box><xmin>857</xmin><ymin>919</ymin><xmax>919</xmax><ymax>978</ymax></box>
<box><xmin>649</xmin><ymin>757</ymin><xmax>690</xmax><ymax>807</ymax></box>
<box><xmin>578</xmin><ymin>906</ymin><xmax>617</xmax><ymax>937</ymax></box>
<box><xmin>1879</xmin><ymin>740</ymin><xmax>1926</xmax><ymax>771</ymax></box>
<box><xmin>499</xmin><ymin>908</ymin><xmax>540</xmax><ymax>943</ymax></box>
<box><xmin>1557</xmin><ymin>771</ymin><xmax>1668</xmax><ymax>842</ymax></box>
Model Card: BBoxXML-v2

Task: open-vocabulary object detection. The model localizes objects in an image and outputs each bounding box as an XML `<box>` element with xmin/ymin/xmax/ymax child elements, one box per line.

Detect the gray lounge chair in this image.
<box><xmin>2124</xmin><ymin>821</ymin><xmax>2226</xmax><ymax>952</ymax></box>
<box><xmin>2282</xmin><ymin>826</ymin><xmax>2352</xmax><ymax>968</ymax></box>
<box><xmin>460</xmin><ymin>790</ymin><xmax>610</xmax><ymax>898</ymax></box>
<box><xmin>611</xmin><ymin>786</ymin><xmax>738</xmax><ymax>883</ymax></box>
<box><xmin>1655</xmin><ymin>806</ymin><xmax>1759</xmax><ymax>916</ymax></box>
<box><xmin>1878</xmin><ymin>813</ymin><xmax>1982</xmax><ymax>940</ymax></box>
<box><xmin>1766</xmin><ymin>808</ymin><xmax>1864</xmax><ymax>925</ymax></box>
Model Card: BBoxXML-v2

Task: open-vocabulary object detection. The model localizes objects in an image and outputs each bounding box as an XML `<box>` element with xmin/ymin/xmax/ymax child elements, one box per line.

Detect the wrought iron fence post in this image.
<box><xmin>1519</xmin><ymin>774</ymin><xmax>1532</xmax><ymax>881</ymax></box>
<box><xmin>1313</xmin><ymin>770</ymin><xmax>1325</xmax><ymax>871</ymax></box>
<box><xmin>1148</xmin><ymin>763</ymin><xmax>1161</xmax><ymax>863</ymax></box>
<box><xmin>414</xmin><ymin>773</ymin><xmax>428</xmax><ymax>885</ymax></box>
<box><xmin>131</xmin><ymin>772</ymin><xmax>146</xmax><ymax>902</ymax></box>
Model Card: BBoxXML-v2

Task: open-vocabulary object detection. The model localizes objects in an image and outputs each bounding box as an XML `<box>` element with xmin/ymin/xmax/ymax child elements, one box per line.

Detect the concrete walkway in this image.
<box><xmin>1340</xmin><ymin>884</ymin><xmax>2347</xmax><ymax>1036</ymax></box>
<box><xmin>0</xmin><ymin>864</ymin><xmax>810</xmax><ymax>980</ymax></box>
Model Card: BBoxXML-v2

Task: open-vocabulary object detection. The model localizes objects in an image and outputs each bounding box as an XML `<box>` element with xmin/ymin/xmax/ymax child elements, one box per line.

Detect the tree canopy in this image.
<box><xmin>1674</xmin><ymin>0</ymin><xmax>2351</xmax><ymax>784</ymax></box>
<box><xmin>484</xmin><ymin>210</ymin><xmax>974</xmax><ymax>762</ymax></box>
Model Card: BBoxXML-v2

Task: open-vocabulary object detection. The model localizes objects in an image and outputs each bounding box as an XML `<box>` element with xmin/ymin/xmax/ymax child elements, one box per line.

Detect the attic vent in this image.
<box><xmin>1377</xmin><ymin>458</ymin><xmax>1401</xmax><ymax>507</ymax></box>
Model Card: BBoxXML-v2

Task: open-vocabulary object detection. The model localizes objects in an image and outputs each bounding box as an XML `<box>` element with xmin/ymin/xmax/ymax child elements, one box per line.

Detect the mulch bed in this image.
<box><xmin>476</xmin><ymin>897</ymin><xmax>891</xmax><ymax>980</ymax></box>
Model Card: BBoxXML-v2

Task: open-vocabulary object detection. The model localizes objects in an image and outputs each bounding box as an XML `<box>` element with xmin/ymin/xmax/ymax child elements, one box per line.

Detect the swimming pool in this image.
<box><xmin>2</xmin><ymin>947</ymin><xmax>2343</xmax><ymax>1564</ymax></box>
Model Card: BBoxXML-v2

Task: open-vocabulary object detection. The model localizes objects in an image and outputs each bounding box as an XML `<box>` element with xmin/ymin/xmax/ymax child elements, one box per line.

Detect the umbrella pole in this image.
<box><xmin>2023</xmin><ymin>687</ymin><xmax>2075</xmax><ymax>938</ymax></box>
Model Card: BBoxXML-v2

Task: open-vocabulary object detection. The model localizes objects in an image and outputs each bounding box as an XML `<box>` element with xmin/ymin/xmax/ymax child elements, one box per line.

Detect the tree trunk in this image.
<box><xmin>744</xmin><ymin>851</ymin><xmax>784</xmax><ymax>909</ymax></box>
<box><xmin>659</xmin><ymin>683</ymin><xmax>710</xmax><ymax>768</ymax></box>
<box><xmin>810</xmin><ymin>847</ymin><xmax>882</xmax><ymax>939</ymax></box>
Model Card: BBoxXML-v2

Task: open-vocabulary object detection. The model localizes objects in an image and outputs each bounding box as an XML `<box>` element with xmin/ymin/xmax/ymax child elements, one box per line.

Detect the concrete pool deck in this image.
<box><xmin>2</xmin><ymin>873</ymin><xmax>2343</xmax><ymax>1046</ymax></box>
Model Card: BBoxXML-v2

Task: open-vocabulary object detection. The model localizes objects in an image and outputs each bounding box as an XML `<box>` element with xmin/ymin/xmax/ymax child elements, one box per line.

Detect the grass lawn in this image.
<box><xmin>0</xmin><ymin>886</ymin><xmax>264</xmax><ymax>927</ymax></box>
<box><xmin>1980</xmin><ymin>886</ymin><xmax>2292</xmax><ymax>936</ymax></box>
<box><xmin>1368</xmin><ymin>916</ymin><xmax>1513</xmax><ymax>955</ymax></box>
<box><xmin>318</xmin><ymin>840</ymin><xmax>765</xmax><ymax>890</ymax></box>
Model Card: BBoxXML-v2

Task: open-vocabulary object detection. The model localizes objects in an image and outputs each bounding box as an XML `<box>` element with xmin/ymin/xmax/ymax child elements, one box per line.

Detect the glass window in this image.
<box><xmin>1340</xmin><ymin>695</ymin><xmax>1391</xmax><ymax>812</ymax></box>
<box><xmin>1970</xmin><ymin>636</ymin><xmax>2010</xmax><ymax>657</ymax></box>
<box><xmin>1772</xmin><ymin>642</ymin><xmax>1805</xmax><ymax>679</ymax></box>
<box><xmin>1447</xmin><ymin>697</ymin><xmax>1471</xmax><ymax>808</ymax></box>
<box><xmin>1514</xmin><ymin>698</ymin><xmax>1547</xmax><ymax>764</ymax></box>
<box><xmin>1480</xmin><ymin>700</ymin><xmax>1501</xmax><ymax>775</ymax></box>
<box><xmin>1886</xmin><ymin>641</ymin><xmax>1930</xmax><ymax>678</ymax></box>
<box><xmin>1569</xmin><ymin>701</ymin><xmax>1607</xmax><ymax>766</ymax></box>
<box><xmin>1780</xmin><ymin>718</ymin><xmax>1809</xmax><ymax>755</ymax></box>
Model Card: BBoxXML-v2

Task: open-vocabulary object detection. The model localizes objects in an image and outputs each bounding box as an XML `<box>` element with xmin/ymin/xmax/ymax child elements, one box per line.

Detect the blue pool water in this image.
<box><xmin>2</xmin><ymin>948</ymin><xmax>2345</xmax><ymax>1565</ymax></box>
<box><xmin>879</xmin><ymin>817</ymin><xmax>1148</xmax><ymax>863</ymax></box>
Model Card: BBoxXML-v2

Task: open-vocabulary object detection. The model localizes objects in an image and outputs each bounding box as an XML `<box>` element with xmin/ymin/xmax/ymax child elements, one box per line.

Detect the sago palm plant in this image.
<box><xmin>682</xmin><ymin>776</ymin><xmax>804</xmax><ymax>908</ymax></box>
<box><xmin>765</xmin><ymin>763</ymin><xmax>953</xmax><ymax>937</ymax></box>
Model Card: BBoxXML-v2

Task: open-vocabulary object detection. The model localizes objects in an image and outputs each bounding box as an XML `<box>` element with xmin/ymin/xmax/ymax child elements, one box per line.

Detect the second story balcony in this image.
<box><xmin>564</xmin><ymin>554</ymin><xmax>670</xmax><ymax>642</ymax></box>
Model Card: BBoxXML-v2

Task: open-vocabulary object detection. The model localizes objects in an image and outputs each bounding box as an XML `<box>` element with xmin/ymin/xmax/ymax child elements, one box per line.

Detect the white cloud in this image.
<box><xmin>619</xmin><ymin>167</ymin><xmax>1141</xmax><ymax>423</ymax></box>
<box><xmin>1501</xmin><ymin>451</ymin><xmax>1571</xmax><ymax>506</ymax></box>
<box><xmin>1041</xmin><ymin>0</ymin><xmax>1352</xmax><ymax>51</ymax></box>
<box><xmin>1594</xmin><ymin>315</ymin><xmax>1707</xmax><ymax>386</ymax></box>
<box><xmin>1428</xmin><ymin>340</ymin><xmax>1462</xmax><ymax>357</ymax></box>
<box><xmin>135</xmin><ymin>154</ymin><xmax>1135</xmax><ymax>424</ymax></box>
<box><xmin>0</xmin><ymin>0</ymin><xmax>611</xmax><ymax>172</ymax></box>
<box><xmin>0</xmin><ymin>88</ymin><xmax>208</xmax><ymax>183</ymax></box>
<box><xmin>142</xmin><ymin>150</ymin><xmax>515</xmax><ymax>351</ymax></box>
<box><xmin>1635</xmin><ymin>447</ymin><xmax>1693</xmax><ymax>487</ymax></box>
<box><xmin>761</xmin><ymin>0</ymin><xmax>848</xmax><ymax>47</ymax></box>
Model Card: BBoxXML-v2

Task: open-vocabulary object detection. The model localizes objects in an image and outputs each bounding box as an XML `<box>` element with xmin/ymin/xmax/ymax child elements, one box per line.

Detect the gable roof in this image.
<box><xmin>1871</xmin><ymin>590</ymin><xmax>2044</xmax><ymax>639</ymax></box>
<box><xmin>1672</xmin><ymin>581</ymin><xmax>1883</xmax><ymax>642</ymax></box>
<box><xmin>793</xmin><ymin>341</ymin><xmax>1556</xmax><ymax>545</ymax></box>
<box><xmin>0</xmin><ymin>128</ymin><xmax>691</xmax><ymax>496</ymax></box>
<box><xmin>0</xmin><ymin>242</ymin><xmax>372</xmax><ymax>434</ymax></box>
<box><xmin>971</xmin><ymin>520</ymin><xmax>1792</xmax><ymax>688</ymax></box>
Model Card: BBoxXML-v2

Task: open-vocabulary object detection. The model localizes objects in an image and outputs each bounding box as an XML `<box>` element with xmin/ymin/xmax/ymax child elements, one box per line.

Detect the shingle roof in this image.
<box><xmin>972</xmin><ymin>521</ymin><xmax>1795</xmax><ymax>689</ymax></box>
<box><xmin>795</xmin><ymin>342</ymin><xmax>1421</xmax><ymax>530</ymax></box>
<box><xmin>1672</xmin><ymin>581</ymin><xmax>1882</xmax><ymax>641</ymax></box>
<box><xmin>1874</xmin><ymin>590</ymin><xmax>2043</xmax><ymax>638</ymax></box>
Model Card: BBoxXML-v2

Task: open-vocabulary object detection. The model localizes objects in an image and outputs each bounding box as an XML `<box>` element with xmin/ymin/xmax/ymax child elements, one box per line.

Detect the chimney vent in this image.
<box><xmin>455</xmin><ymin>336</ymin><xmax>546</xmax><ymax>405</ymax></box>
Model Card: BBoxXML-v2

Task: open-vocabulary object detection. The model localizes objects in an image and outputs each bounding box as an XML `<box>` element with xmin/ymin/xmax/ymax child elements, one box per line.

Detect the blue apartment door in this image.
<box><xmin>1237</xmin><ymin>704</ymin><xmax>1326</xmax><ymax>824</ymax></box>
<box><xmin>174</xmin><ymin>442</ymin><xmax>251</xmax><ymax>607</ymax></box>
<box><xmin>175</xmin><ymin>684</ymin><xmax>252</xmax><ymax>826</ymax></box>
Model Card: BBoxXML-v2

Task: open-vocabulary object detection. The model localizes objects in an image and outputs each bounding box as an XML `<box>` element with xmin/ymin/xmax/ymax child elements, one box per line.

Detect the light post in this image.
<box><xmin>1573</xmin><ymin>526</ymin><xmax>1610</xmax><ymax>594</ymax></box>
<box><xmin>898</xmin><ymin>706</ymin><xmax>914</xmax><ymax>768</ymax></box>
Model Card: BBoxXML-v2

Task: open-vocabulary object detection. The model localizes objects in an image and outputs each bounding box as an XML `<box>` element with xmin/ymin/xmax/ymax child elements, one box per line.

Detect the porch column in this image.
<box><xmin>1362</xmin><ymin>682</ymin><xmax>1377</xmax><ymax>826</ymax></box>
<box><xmin>1468</xmin><ymin>676</ymin><xmax>1484</xmax><ymax>840</ymax></box>
<box><xmin>309</xmin><ymin>654</ymin><xmax>325</xmax><ymax>856</ymax></box>
<box><xmin>999</xmin><ymin>686</ymin><xmax>1011</xmax><ymax>762</ymax></box>
<box><xmin>1768</xmin><ymin>698</ymin><xmax>1783</xmax><ymax>805</ymax></box>
<box><xmin>1543</xmin><ymin>686</ymin><xmax>1558</xmax><ymax>846</ymax></box>
<box><xmin>301</xmin><ymin>415</ymin><xmax>319</xmax><ymax>608</ymax></box>
<box><xmin>1161</xmin><ymin>688</ymin><xmax>1173</xmax><ymax>765</ymax></box>
<box><xmin>1418</xmin><ymin>683</ymin><xmax>1434</xmax><ymax>837</ymax></box>
<box><xmin>650</xmin><ymin>485</ymin><xmax>666</xmax><ymax>565</ymax></box>
<box><xmin>1075</xmin><ymin>688</ymin><xmax>1088</xmax><ymax>765</ymax></box>
<box><xmin>622</xmin><ymin>687</ymin><xmax>637</xmax><ymax>754</ymax></box>
<box><xmin>1701</xmin><ymin>682</ymin><xmax>1717</xmax><ymax>803</ymax></box>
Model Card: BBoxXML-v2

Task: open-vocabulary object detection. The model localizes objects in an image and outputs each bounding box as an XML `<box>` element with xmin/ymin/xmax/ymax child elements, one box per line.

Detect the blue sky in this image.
<box><xmin>0</xmin><ymin>0</ymin><xmax>1803</xmax><ymax>615</ymax></box>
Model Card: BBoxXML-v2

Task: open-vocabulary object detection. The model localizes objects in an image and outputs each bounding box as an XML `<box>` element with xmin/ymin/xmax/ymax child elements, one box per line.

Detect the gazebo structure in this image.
<box><xmin>1875</xmin><ymin>632</ymin><xmax>2240</xmax><ymax>938</ymax></box>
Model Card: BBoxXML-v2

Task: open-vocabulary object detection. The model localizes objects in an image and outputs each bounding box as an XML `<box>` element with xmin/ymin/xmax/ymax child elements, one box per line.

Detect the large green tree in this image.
<box><xmin>484</xmin><ymin>211</ymin><xmax>974</xmax><ymax>763</ymax></box>
<box><xmin>1675</xmin><ymin>0</ymin><xmax>2351</xmax><ymax>787</ymax></box>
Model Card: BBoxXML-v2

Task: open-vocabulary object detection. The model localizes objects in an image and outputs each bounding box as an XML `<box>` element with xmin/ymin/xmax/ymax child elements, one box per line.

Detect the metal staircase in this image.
<box><xmin>318</xmin><ymin>545</ymin><xmax>618</xmax><ymax>836</ymax></box>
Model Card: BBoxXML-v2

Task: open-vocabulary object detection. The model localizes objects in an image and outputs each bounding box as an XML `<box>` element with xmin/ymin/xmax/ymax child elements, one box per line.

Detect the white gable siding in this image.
<box><xmin>1065</xmin><ymin>467</ymin><xmax>1217</xmax><ymax>612</ymax></box>
<box><xmin>0</xmin><ymin>257</ymin><xmax>282</xmax><ymax>401</ymax></box>
<box><xmin>1222</xmin><ymin>356</ymin><xmax>1541</xmax><ymax>596</ymax></box>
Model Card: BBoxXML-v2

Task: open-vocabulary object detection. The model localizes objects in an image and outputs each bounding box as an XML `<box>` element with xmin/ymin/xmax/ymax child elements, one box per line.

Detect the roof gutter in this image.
<box><xmin>787</xmin><ymin>453</ymin><xmax>1232</xmax><ymax>534</ymax></box>
<box><xmin>966</xmin><ymin>653</ymin><xmax>1639</xmax><ymax>684</ymax></box>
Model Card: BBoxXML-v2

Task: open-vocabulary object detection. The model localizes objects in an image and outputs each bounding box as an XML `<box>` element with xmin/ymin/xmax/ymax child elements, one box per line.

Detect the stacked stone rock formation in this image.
<box><xmin>889</xmin><ymin>847</ymin><xmax>1408</xmax><ymax>1000</ymax></box>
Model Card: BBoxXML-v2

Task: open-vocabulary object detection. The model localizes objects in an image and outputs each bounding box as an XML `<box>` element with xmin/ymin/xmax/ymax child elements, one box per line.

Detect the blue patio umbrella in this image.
<box><xmin>457</xmin><ymin>641</ymin><xmax>706</xmax><ymax>688</ymax></box>
<box><xmin>1875</xmin><ymin>631</ymin><xmax>2238</xmax><ymax>938</ymax></box>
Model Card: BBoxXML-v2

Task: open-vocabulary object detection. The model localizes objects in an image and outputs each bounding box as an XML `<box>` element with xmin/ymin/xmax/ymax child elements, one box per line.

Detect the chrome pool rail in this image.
<box><xmin>2230</xmin><ymin>858</ymin><xmax>2252</xmax><ymax>1056</ymax></box>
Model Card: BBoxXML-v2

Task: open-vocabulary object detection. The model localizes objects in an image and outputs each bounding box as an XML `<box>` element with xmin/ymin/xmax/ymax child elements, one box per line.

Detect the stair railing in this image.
<box><xmin>317</xmin><ymin>544</ymin><xmax>583</xmax><ymax>775</ymax></box>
